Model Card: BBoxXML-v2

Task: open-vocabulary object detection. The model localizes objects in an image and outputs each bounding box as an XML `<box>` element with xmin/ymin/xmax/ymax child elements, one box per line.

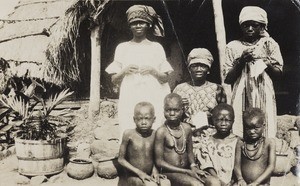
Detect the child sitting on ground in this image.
<box><xmin>234</xmin><ymin>108</ymin><xmax>276</xmax><ymax>186</ymax></box>
<box><xmin>155</xmin><ymin>93</ymin><xmax>221</xmax><ymax>186</ymax></box>
<box><xmin>194</xmin><ymin>103</ymin><xmax>239</xmax><ymax>186</ymax></box>
<box><xmin>118</xmin><ymin>102</ymin><xmax>170</xmax><ymax>186</ymax></box>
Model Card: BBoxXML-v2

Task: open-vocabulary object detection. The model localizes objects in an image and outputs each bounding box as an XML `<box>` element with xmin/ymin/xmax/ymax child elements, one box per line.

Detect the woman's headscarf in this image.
<box><xmin>239</xmin><ymin>6</ymin><xmax>269</xmax><ymax>37</ymax></box>
<box><xmin>126</xmin><ymin>5</ymin><xmax>164</xmax><ymax>37</ymax></box>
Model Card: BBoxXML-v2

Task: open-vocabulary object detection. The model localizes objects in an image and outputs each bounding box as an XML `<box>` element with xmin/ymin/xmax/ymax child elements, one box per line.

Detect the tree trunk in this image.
<box><xmin>212</xmin><ymin>0</ymin><xmax>232</xmax><ymax>102</ymax></box>
<box><xmin>89</xmin><ymin>25</ymin><xmax>102</xmax><ymax>118</ymax></box>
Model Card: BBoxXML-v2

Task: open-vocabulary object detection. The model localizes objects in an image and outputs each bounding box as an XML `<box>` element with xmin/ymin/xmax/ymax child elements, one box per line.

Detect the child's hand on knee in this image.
<box><xmin>151</xmin><ymin>174</ymin><xmax>168</xmax><ymax>185</ymax></box>
<box><xmin>193</xmin><ymin>168</ymin><xmax>209</xmax><ymax>177</ymax></box>
<box><xmin>186</xmin><ymin>169</ymin><xmax>204</xmax><ymax>182</ymax></box>
<box><xmin>247</xmin><ymin>182</ymin><xmax>259</xmax><ymax>186</ymax></box>
<box><xmin>237</xmin><ymin>178</ymin><xmax>247</xmax><ymax>186</ymax></box>
<box><xmin>151</xmin><ymin>173</ymin><xmax>159</xmax><ymax>184</ymax></box>
<box><xmin>138</xmin><ymin>172</ymin><xmax>155</xmax><ymax>183</ymax></box>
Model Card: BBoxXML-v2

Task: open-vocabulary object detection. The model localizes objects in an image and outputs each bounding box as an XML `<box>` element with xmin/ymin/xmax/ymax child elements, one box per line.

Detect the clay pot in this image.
<box><xmin>273</xmin><ymin>139</ymin><xmax>292</xmax><ymax>176</ymax></box>
<box><xmin>273</xmin><ymin>154</ymin><xmax>291</xmax><ymax>176</ymax></box>
<box><xmin>67</xmin><ymin>158</ymin><xmax>94</xmax><ymax>180</ymax></box>
<box><xmin>291</xmin><ymin>164</ymin><xmax>300</xmax><ymax>177</ymax></box>
<box><xmin>97</xmin><ymin>158</ymin><xmax>119</xmax><ymax>179</ymax></box>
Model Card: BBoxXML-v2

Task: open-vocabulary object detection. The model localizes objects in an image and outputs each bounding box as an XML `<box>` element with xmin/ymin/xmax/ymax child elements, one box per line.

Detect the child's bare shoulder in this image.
<box><xmin>264</xmin><ymin>138</ymin><xmax>276</xmax><ymax>147</ymax></box>
<box><xmin>122</xmin><ymin>129</ymin><xmax>136</xmax><ymax>138</ymax></box>
<box><xmin>181</xmin><ymin>122</ymin><xmax>192</xmax><ymax>130</ymax></box>
<box><xmin>156</xmin><ymin>125</ymin><xmax>168</xmax><ymax>135</ymax></box>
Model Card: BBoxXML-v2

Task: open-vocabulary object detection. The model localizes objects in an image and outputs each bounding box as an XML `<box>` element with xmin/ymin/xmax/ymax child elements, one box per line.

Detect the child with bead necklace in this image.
<box><xmin>234</xmin><ymin>108</ymin><xmax>276</xmax><ymax>186</ymax></box>
<box><xmin>154</xmin><ymin>93</ymin><xmax>221</xmax><ymax>186</ymax></box>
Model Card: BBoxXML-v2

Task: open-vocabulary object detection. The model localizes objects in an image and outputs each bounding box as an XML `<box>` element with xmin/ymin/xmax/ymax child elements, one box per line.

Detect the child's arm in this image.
<box><xmin>118</xmin><ymin>131</ymin><xmax>154</xmax><ymax>183</ymax></box>
<box><xmin>234</xmin><ymin>139</ymin><xmax>247</xmax><ymax>186</ymax></box>
<box><xmin>248</xmin><ymin>138</ymin><xmax>276</xmax><ymax>185</ymax></box>
<box><xmin>186</xmin><ymin>125</ymin><xmax>208</xmax><ymax>182</ymax></box>
<box><xmin>204</xmin><ymin>168</ymin><xmax>217</xmax><ymax>177</ymax></box>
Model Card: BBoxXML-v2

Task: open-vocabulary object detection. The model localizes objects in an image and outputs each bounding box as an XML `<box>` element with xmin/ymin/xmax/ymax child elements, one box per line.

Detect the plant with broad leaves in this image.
<box><xmin>0</xmin><ymin>89</ymin><xmax>75</xmax><ymax>141</ymax></box>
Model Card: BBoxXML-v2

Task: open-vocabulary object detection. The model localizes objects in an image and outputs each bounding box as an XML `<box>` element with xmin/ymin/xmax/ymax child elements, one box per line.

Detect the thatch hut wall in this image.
<box><xmin>0</xmin><ymin>0</ymin><xmax>77</xmax><ymax>86</ymax></box>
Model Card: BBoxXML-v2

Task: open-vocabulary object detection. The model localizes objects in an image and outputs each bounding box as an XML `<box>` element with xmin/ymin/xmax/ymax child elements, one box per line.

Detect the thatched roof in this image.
<box><xmin>0</xmin><ymin>0</ymin><xmax>78</xmax><ymax>85</ymax></box>
<box><xmin>45</xmin><ymin>0</ymin><xmax>111</xmax><ymax>85</ymax></box>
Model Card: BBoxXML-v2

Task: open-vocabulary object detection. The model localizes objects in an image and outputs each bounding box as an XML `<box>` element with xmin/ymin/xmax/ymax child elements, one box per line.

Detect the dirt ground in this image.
<box><xmin>0</xmin><ymin>154</ymin><xmax>298</xmax><ymax>186</ymax></box>
<box><xmin>0</xmin><ymin>100</ymin><xmax>299</xmax><ymax>185</ymax></box>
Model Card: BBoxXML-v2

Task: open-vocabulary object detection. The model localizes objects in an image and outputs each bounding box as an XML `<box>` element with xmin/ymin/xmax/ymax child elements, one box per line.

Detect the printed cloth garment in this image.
<box><xmin>106</xmin><ymin>40</ymin><xmax>173</xmax><ymax>137</ymax></box>
<box><xmin>194</xmin><ymin>136</ymin><xmax>239</xmax><ymax>185</ymax></box>
<box><xmin>224</xmin><ymin>36</ymin><xmax>283</xmax><ymax>138</ymax></box>
<box><xmin>173</xmin><ymin>81</ymin><xmax>225</xmax><ymax>127</ymax></box>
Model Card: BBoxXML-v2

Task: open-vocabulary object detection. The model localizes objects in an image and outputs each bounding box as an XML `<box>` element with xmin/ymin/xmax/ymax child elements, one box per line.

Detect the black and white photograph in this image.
<box><xmin>0</xmin><ymin>0</ymin><xmax>299</xmax><ymax>185</ymax></box>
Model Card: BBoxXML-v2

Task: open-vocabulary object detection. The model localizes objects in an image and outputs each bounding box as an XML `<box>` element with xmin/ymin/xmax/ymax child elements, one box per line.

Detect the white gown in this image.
<box><xmin>106</xmin><ymin>40</ymin><xmax>173</xmax><ymax>137</ymax></box>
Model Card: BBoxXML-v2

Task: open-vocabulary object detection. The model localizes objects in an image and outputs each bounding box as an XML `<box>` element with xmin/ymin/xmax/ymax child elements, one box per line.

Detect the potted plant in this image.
<box><xmin>0</xmin><ymin>87</ymin><xmax>75</xmax><ymax>176</ymax></box>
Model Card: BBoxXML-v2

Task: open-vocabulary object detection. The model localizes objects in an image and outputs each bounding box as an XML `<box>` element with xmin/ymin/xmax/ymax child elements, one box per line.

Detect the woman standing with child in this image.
<box><xmin>106</xmin><ymin>5</ymin><xmax>173</xmax><ymax>137</ymax></box>
<box><xmin>224</xmin><ymin>6</ymin><xmax>283</xmax><ymax>138</ymax></box>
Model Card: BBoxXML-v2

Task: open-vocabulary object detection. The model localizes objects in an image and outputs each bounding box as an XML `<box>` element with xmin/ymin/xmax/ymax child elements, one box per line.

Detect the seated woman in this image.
<box><xmin>173</xmin><ymin>48</ymin><xmax>227</xmax><ymax>129</ymax></box>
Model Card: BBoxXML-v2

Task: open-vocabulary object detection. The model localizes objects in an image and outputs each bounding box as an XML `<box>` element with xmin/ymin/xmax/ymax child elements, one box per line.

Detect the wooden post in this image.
<box><xmin>89</xmin><ymin>25</ymin><xmax>101</xmax><ymax>118</ymax></box>
<box><xmin>212</xmin><ymin>0</ymin><xmax>232</xmax><ymax>102</ymax></box>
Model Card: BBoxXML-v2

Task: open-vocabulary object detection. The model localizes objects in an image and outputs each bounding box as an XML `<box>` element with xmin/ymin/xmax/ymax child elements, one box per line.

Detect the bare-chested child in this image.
<box><xmin>234</xmin><ymin>108</ymin><xmax>276</xmax><ymax>186</ymax></box>
<box><xmin>155</xmin><ymin>93</ymin><xmax>221</xmax><ymax>186</ymax></box>
<box><xmin>118</xmin><ymin>102</ymin><xmax>170</xmax><ymax>186</ymax></box>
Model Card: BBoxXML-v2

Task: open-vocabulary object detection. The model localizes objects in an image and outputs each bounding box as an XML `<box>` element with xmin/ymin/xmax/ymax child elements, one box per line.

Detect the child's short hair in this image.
<box><xmin>212</xmin><ymin>103</ymin><xmax>235</xmax><ymax>118</ymax></box>
<box><xmin>134</xmin><ymin>101</ymin><xmax>155</xmax><ymax>115</ymax></box>
<box><xmin>164</xmin><ymin>93</ymin><xmax>183</xmax><ymax>106</ymax></box>
<box><xmin>243</xmin><ymin>107</ymin><xmax>265</xmax><ymax>123</ymax></box>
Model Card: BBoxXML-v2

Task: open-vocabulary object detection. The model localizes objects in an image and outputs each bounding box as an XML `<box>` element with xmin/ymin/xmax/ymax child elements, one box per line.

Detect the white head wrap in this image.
<box><xmin>239</xmin><ymin>6</ymin><xmax>269</xmax><ymax>37</ymax></box>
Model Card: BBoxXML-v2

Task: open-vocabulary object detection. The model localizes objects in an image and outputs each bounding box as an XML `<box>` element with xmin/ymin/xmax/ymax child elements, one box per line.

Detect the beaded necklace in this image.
<box><xmin>242</xmin><ymin>137</ymin><xmax>265</xmax><ymax>161</ymax></box>
<box><xmin>165</xmin><ymin>123</ymin><xmax>186</xmax><ymax>154</ymax></box>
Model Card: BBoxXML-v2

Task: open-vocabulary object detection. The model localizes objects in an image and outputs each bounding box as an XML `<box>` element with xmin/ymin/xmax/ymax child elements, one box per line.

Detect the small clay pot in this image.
<box><xmin>273</xmin><ymin>154</ymin><xmax>291</xmax><ymax>176</ymax></box>
<box><xmin>67</xmin><ymin>158</ymin><xmax>94</xmax><ymax>180</ymax></box>
<box><xmin>97</xmin><ymin>158</ymin><xmax>119</xmax><ymax>179</ymax></box>
<box><xmin>291</xmin><ymin>164</ymin><xmax>300</xmax><ymax>177</ymax></box>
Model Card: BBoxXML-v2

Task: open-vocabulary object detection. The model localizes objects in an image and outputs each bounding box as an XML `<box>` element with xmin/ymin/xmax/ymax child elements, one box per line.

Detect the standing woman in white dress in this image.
<box><xmin>106</xmin><ymin>5</ymin><xmax>173</xmax><ymax>139</ymax></box>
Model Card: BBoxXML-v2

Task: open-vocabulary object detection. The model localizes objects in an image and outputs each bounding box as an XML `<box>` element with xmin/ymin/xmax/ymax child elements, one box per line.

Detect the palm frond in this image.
<box><xmin>49</xmin><ymin>108</ymin><xmax>74</xmax><ymax>117</ymax></box>
<box><xmin>45</xmin><ymin>89</ymin><xmax>73</xmax><ymax>116</ymax></box>
<box><xmin>0</xmin><ymin>95</ymin><xmax>29</xmax><ymax>120</ymax></box>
